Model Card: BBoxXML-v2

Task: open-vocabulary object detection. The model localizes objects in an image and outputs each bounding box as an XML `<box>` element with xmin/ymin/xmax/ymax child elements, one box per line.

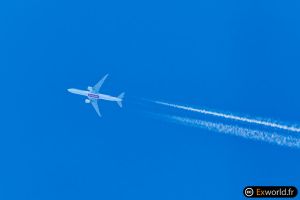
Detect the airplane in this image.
<box><xmin>68</xmin><ymin>74</ymin><xmax>124</xmax><ymax>117</ymax></box>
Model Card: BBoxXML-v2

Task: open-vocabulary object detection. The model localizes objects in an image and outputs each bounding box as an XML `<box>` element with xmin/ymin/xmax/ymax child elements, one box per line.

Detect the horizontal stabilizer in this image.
<box><xmin>117</xmin><ymin>92</ymin><xmax>125</xmax><ymax>108</ymax></box>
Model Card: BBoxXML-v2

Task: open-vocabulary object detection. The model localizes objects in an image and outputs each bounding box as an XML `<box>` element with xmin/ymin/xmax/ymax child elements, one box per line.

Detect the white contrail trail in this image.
<box><xmin>160</xmin><ymin>114</ymin><xmax>300</xmax><ymax>148</ymax></box>
<box><xmin>154</xmin><ymin>101</ymin><xmax>300</xmax><ymax>133</ymax></box>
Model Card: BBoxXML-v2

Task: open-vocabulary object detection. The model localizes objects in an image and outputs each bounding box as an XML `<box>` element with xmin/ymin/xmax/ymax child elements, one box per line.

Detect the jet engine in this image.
<box><xmin>87</xmin><ymin>86</ymin><xmax>93</xmax><ymax>91</ymax></box>
<box><xmin>85</xmin><ymin>99</ymin><xmax>91</xmax><ymax>104</ymax></box>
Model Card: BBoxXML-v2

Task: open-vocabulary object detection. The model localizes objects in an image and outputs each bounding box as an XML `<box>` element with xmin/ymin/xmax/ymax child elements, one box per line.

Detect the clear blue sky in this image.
<box><xmin>1</xmin><ymin>0</ymin><xmax>300</xmax><ymax>199</ymax></box>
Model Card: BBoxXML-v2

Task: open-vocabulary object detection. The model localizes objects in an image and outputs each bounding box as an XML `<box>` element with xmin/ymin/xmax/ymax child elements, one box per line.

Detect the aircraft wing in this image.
<box><xmin>93</xmin><ymin>74</ymin><xmax>108</xmax><ymax>93</ymax></box>
<box><xmin>91</xmin><ymin>100</ymin><xmax>101</xmax><ymax>117</ymax></box>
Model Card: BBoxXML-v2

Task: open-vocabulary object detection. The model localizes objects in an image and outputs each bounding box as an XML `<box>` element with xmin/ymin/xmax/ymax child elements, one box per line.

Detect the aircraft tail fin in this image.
<box><xmin>117</xmin><ymin>92</ymin><xmax>125</xmax><ymax>108</ymax></box>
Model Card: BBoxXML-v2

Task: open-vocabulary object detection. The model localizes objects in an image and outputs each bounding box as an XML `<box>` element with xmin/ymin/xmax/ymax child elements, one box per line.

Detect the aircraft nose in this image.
<box><xmin>67</xmin><ymin>88</ymin><xmax>72</xmax><ymax>93</ymax></box>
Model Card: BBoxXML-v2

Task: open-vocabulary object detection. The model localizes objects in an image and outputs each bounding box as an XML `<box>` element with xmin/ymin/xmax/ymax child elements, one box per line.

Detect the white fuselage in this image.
<box><xmin>67</xmin><ymin>88</ymin><xmax>121</xmax><ymax>102</ymax></box>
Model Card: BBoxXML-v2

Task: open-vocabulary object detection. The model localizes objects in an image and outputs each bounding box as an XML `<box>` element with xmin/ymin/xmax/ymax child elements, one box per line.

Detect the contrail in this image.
<box><xmin>157</xmin><ymin>114</ymin><xmax>300</xmax><ymax>148</ymax></box>
<box><xmin>154</xmin><ymin>101</ymin><xmax>300</xmax><ymax>133</ymax></box>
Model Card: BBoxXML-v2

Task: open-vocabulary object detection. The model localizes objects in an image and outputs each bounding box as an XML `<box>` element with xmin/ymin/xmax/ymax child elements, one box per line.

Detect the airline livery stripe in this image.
<box><xmin>88</xmin><ymin>93</ymin><xmax>99</xmax><ymax>98</ymax></box>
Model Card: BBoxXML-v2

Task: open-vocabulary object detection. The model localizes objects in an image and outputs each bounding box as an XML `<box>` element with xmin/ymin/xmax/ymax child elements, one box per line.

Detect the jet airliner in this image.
<box><xmin>68</xmin><ymin>74</ymin><xmax>124</xmax><ymax>117</ymax></box>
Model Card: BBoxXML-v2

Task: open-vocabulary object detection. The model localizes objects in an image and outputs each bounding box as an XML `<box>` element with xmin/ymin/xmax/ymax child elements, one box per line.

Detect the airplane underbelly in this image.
<box><xmin>98</xmin><ymin>94</ymin><xmax>118</xmax><ymax>101</ymax></box>
<box><xmin>68</xmin><ymin>89</ymin><xmax>89</xmax><ymax>96</ymax></box>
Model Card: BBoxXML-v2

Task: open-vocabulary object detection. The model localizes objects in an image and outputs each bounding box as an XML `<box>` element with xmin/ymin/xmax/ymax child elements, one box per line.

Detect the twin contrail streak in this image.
<box><xmin>160</xmin><ymin>115</ymin><xmax>300</xmax><ymax>148</ymax></box>
<box><xmin>154</xmin><ymin>101</ymin><xmax>300</xmax><ymax>133</ymax></box>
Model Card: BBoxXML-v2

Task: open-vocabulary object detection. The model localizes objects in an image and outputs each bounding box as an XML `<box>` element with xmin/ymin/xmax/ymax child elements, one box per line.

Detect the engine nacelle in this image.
<box><xmin>85</xmin><ymin>99</ymin><xmax>91</xmax><ymax>104</ymax></box>
<box><xmin>87</xmin><ymin>86</ymin><xmax>93</xmax><ymax>92</ymax></box>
